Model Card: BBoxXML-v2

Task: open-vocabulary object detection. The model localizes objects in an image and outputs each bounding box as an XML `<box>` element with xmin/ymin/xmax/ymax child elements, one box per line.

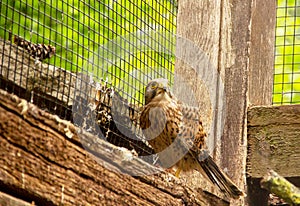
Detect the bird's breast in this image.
<box><xmin>140</xmin><ymin>102</ymin><xmax>182</xmax><ymax>153</ymax></box>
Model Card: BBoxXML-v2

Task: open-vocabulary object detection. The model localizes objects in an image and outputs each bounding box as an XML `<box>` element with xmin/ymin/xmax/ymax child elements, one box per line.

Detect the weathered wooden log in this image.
<box><xmin>0</xmin><ymin>192</ymin><xmax>34</xmax><ymax>206</ymax></box>
<box><xmin>261</xmin><ymin>170</ymin><xmax>300</xmax><ymax>205</ymax></box>
<box><xmin>0</xmin><ymin>89</ymin><xmax>229</xmax><ymax>205</ymax></box>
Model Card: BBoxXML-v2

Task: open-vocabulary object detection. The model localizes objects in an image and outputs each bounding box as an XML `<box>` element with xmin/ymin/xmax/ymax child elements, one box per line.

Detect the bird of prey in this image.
<box><xmin>140</xmin><ymin>78</ymin><xmax>243</xmax><ymax>199</ymax></box>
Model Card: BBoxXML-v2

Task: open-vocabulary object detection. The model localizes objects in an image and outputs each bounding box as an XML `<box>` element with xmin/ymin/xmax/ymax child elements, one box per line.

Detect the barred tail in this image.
<box><xmin>198</xmin><ymin>155</ymin><xmax>244</xmax><ymax>199</ymax></box>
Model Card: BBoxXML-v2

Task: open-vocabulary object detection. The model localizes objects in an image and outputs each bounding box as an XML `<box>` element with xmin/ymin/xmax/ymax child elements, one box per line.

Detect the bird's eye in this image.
<box><xmin>151</xmin><ymin>83</ymin><xmax>157</xmax><ymax>89</ymax></box>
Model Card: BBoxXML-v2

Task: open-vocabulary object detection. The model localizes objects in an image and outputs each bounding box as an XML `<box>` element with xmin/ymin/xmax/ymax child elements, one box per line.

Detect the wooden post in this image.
<box><xmin>247</xmin><ymin>1</ymin><xmax>276</xmax><ymax>205</ymax></box>
<box><xmin>247</xmin><ymin>105</ymin><xmax>300</xmax><ymax>176</ymax></box>
<box><xmin>175</xmin><ymin>0</ymin><xmax>276</xmax><ymax>205</ymax></box>
<box><xmin>248</xmin><ymin>0</ymin><xmax>275</xmax><ymax>106</ymax></box>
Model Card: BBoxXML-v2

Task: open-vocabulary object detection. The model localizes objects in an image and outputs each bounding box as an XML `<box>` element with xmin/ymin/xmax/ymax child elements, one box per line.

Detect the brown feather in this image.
<box><xmin>140</xmin><ymin>78</ymin><xmax>244</xmax><ymax>199</ymax></box>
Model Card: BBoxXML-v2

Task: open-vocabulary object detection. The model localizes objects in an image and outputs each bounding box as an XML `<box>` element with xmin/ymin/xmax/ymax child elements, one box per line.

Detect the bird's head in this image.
<box><xmin>144</xmin><ymin>78</ymin><xmax>172</xmax><ymax>105</ymax></box>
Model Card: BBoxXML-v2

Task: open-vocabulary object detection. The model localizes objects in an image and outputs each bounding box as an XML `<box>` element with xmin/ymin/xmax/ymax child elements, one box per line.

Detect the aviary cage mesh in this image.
<box><xmin>0</xmin><ymin>0</ymin><xmax>177</xmax><ymax>157</ymax></box>
<box><xmin>274</xmin><ymin>0</ymin><xmax>300</xmax><ymax>104</ymax></box>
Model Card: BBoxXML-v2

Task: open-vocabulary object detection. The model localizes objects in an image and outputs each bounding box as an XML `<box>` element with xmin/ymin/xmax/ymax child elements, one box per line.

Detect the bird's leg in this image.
<box><xmin>175</xmin><ymin>167</ymin><xmax>182</xmax><ymax>178</ymax></box>
<box><xmin>174</xmin><ymin>160</ymin><xmax>183</xmax><ymax>177</ymax></box>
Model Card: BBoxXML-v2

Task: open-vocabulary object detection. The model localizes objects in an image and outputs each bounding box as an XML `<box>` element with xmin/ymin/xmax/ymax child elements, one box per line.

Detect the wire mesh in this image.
<box><xmin>0</xmin><ymin>0</ymin><xmax>177</xmax><ymax>157</ymax></box>
<box><xmin>274</xmin><ymin>0</ymin><xmax>300</xmax><ymax>104</ymax></box>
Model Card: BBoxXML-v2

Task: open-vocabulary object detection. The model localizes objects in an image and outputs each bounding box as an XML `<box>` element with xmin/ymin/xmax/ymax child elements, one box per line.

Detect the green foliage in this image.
<box><xmin>0</xmin><ymin>0</ymin><xmax>177</xmax><ymax>103</ymax></box>
<box><xmin>274</xmin><ymin>0</ymin><xmax>300</xmax><ymax>104</ymax></box>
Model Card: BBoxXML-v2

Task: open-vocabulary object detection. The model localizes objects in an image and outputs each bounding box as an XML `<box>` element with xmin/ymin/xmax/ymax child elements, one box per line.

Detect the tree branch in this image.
<box><xmin>260</xmin><ymin>170</ymin><xmax>300</xmax><ymax>205</ymax></box>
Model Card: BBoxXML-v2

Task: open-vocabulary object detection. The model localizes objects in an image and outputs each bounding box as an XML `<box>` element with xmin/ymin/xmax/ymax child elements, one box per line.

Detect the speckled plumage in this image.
<box><xmin>140</xmin><ymin>78</ymin><xmax>243</xmax><ymax>199</ymax></box>
<box><xmin>13</xmin><ymin>35</ymin><xmax>56</xmax><ymax>60</ymax></box>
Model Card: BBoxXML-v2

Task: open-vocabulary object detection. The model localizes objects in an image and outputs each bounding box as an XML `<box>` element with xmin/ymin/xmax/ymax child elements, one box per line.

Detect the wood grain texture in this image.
<box><xmin>219</xmin><ymin>1</ymin><xmax>251</xmax><ymax>192</ymax></box>
<box><xmin>245</xmin><ymin>1</ymin><xmax>276</xmax><ymax>205</ymax></box>
<box><xmin>175</xmin><ymin>2</ymin><xmax>254</xmax><ymax>205</ymax></box>
<box><xmin>0</xmin><ymin>89</ymin><xmax>229</xmax><ymax>206</ymax></box>
<box><xmin>248</xmin><ymin>0</ymin><xmax>275</xmax><ymax>106</ymax></box>
<box><xmin>0</xmin><ymin>192</ymin><xmax>34</xmax><ymax>206</ymax></box>
<box><xmin>247</xmin><ymin>105</ymin><xmax>300</xmax><ymax>178</ymax></box>
<box><xmin>174</xmin><ymin>0</ymin><xmax>220</xmax><ymax>140</ymax></box>
<box><xmin>176</xmin><ymin>1</ymin><xmax>276</xmax><ymax>205</ymax></box>
<box><xmin>174</xmin><ymin>0</ymin><xmax>224</xmax><ymax>200</ymax></box>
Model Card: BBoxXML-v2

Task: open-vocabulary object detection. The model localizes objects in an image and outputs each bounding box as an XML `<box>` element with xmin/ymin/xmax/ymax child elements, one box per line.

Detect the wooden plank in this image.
<box><xmin>219</xmin><ymin>1</ymin><xmax>251</xmax><ymax>194</ymax></box>
<box><xmin>175</xmin><ymin>1</ymin><xmax>262</xmax><ymax>205</ymax></box>
<box><xmin>246</xmin><ymin>1</ymin><xmax>276</xmax><ymax>205</ymax></box>
<box><xmin>0</xmin><ymin>89</ymin><xmax>229</xmax><ymax>206</ymax></box>
<box><xmin>0</xmin><ymin>192</ymin><xmax>34</xmax><ymax>206</ymax></box>
<box><xmin>174</xmin><ymin>0</ymin><xmax>227</xmax><ymax>200</ymax></box>
<box><xmin>248</xmin><ymin>0</ymin><xmax>276</xmax><ymax>106</ymax></box>
<box><xmin>247</xmin><ymin>105</ymin><xmax>300</xmax><ymax>178</ymax></box>
<box><xmin>174</xmin><ymin>0</ymin><xmax>220</xmax><ymax>137</ymax></box>
<box><xmin>176</xmin><ymin>1</ymin><xmax>276</xmax><ymax>205</ymax></box>
<box><xmin>216</xmin><ymin>2</ymin><xmax>276</xmax><ymax>206</ymax></box>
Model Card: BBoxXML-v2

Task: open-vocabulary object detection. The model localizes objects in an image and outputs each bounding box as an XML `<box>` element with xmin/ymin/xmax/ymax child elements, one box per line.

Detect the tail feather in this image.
<box><xmin>198</xmin><ymin>155</ymin><xmax>243</xmax><ymax>199</ymax></box>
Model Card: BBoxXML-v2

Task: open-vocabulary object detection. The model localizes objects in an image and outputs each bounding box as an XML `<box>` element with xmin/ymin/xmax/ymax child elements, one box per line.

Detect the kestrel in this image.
<box><xmin>140</xmin><ymin>78</ymin><xmax>243</xmax><ymax>199</ymax></box>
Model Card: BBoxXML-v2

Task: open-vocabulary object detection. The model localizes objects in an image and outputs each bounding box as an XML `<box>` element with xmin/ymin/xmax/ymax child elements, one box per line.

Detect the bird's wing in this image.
<box><xmin>178</xmin><ymin>103</ymin><xmax>243</xmax><ymax>199</ymax></box>
<box><xmin>177</xmin><ymin>103</ymin><xmax>207</xmax><ymax>152</ymax></box>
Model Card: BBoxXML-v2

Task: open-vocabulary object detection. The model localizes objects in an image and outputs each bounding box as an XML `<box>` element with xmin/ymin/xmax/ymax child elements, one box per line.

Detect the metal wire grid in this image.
<box><xmin>0</xmin><ymin>0</ymin><xmax>177</xmax><ymax>111</ymax></box>
<box><xmin>273</xmin><ymin>0</ymin><xmax>300</xmax><ymax>104</ymax></box>
<box><xmin>0</xmin><ymin>0</ymin><xmax>177</xmax><ymax>156</ymax></box>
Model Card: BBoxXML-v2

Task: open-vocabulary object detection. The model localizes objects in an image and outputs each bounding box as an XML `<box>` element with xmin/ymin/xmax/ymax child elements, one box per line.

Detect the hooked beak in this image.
<box><xmin>157</xmin><ymin>83</ymin><xmax>167</xmax><ymax>91</ymax></box>
<box><xmin>158</xmin><ymin>84</ymin><xmax>170</xmax><ymax>95</ymax></box>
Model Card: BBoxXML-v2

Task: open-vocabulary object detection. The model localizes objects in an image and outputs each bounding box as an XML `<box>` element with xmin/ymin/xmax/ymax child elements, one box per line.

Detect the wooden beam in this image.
<box><xmin>176</xmin><ymin>1</ymin><xmax>262</xmax><ymax>205</ymax></box>
<box><xmin>246</xmin><ymin>1</ymin><xmax>276</xmax><ymax>204</ymax></box>
<box><xmin>248</xmin><ymin>0</ymin><xmax>276</xmax><ymax>106</ymax></box>
<box><xmin>174</xmin><ymin>0</ymin><xmax>238</xmax><ymax>201</ymax></box>
<box><xmin>176</xmin><ymin>1</ymin><xmax>277</xmax><ymax>205</ymax></box>
<box><xmin>247</xmin><ymin>105</ymin><xmax>300</xmax><ymax>178</ymax></box>
<box><xmin>0</xmin><ymin>192</ymin><xmax>34</xmax><ymax>206</ymax></box>
<box><xmin>0</xmin><ymin>89</ymin><xmax>229</xmax><ymax>206</ymax></box>
<box><xmin>219</xmin><ymin>2</ymin><xmax>251</xmax><ymax>200</ymax></box>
